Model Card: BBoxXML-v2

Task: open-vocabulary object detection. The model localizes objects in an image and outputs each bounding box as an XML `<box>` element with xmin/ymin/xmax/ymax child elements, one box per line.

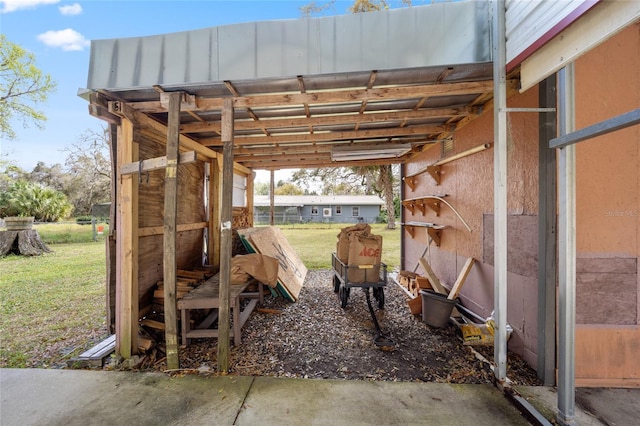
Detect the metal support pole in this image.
<box><xmin>493</xmin><ymin>0</ymin><xmax>508</xmax><ymax>383</ymax></box>
<box><xmin>557</xmin><ymin>64</ymin><xmax>577</xmax><ymax>426</ymax></box>
<box><xmin>537</xmin><ymin>75</ymin><xmax>557</xmax><ymax>385</ymax></box>
<box><xmin>270</xmin><ymin>170</ymin><xmax>275</xmax><ymax>226</ymax></box>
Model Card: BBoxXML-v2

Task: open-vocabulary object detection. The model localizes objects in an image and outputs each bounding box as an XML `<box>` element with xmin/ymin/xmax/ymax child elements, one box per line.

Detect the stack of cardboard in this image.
<box><xmin>336</xmin><ymin>224</ymin><xmax>383</xmax><ymax>283</ymax></box>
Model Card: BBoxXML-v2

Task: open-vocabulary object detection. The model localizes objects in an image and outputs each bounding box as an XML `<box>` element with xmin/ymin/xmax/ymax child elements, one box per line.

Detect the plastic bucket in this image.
<box><xmin>420</xmin><ymin>290</ymin><xmax>456</xmax><ymax>328</ymax></box>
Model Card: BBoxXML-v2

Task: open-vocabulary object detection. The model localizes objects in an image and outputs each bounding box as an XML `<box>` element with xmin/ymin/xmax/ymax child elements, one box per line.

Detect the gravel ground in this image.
<box><xmin>152</xmin><ymin>270</ymin><xmax>541</xmax><ymax>385</ymax></box>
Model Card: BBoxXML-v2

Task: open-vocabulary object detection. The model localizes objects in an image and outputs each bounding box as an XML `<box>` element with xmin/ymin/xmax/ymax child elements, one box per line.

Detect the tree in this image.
<box><xmin>0</xmin><ymin>180</ymin><xmax>72</xmax><ymax>221</ymax></box>
<box><xmin>62</xmin><ymin>126</ymin><xmax>111</xmax><ymax>215</ymax></box>
<box><xmin>0</xmin><ymin>35</ymin><xmax>57</xmax><ymax>140</ymax></box>
<box><xmin>274</xmin><ymin>182</ymin><xmax>305</xmax><ymax>195</ymax></box>
<box><xmin>292</xmin><ymin>165</ymin><xmax>400</xmax><ymax>229</ymax></box>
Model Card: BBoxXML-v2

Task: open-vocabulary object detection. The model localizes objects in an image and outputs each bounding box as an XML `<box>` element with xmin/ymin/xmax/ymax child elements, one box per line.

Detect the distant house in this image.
<box><xmin>254</xmin><ymin>195</ymin><xmax>385</xmax><ymax>224</ymax></box>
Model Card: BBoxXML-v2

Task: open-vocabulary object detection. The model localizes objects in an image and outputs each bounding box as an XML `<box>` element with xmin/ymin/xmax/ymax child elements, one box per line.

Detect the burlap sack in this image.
<box><xmin>336</xmin><ymin>223</ymin><xmax>371</xmax><ymax>263</ymax></box>
<box><xmin>346</xmin><ymin>233</ymin><xmax>382</xmax><ymax>283</ymax></box>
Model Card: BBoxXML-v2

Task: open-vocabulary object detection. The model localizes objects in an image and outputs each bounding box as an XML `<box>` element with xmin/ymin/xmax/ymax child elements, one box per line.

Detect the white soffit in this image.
<box><xmin>520</xmin><ymin>0</ymin><xmax>640</xmax><ymax>92</ymax></box>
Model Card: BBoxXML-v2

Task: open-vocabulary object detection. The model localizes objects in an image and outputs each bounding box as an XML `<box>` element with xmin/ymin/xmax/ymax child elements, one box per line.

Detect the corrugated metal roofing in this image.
<box><xmin>85</xmin><ymin>1</ymin><xmax>499</xmax><ymax>171</ymax></box>
<box><xmin>254</xmin><ymin>195</ymin><xmax>384</xmax><ymax>207</ymax></box>
<box><xmin>87</xmin><ymin>2</ymin><xmax>491</xmax><ymax>91</ymax></box>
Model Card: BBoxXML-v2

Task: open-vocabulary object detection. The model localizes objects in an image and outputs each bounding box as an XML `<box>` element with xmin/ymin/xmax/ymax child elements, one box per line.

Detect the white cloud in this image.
<box><xmin>59</xmin><ymin>2</ymin><xmax>81</xmax><ymax>15</ymax></box>
<box><xmin>1</xmin><ymin>0</ymin><xmax>59</xmax><ymax>13</ymax></box>
<box><xmin>37</xmin><ymin>28</ymin><xmax>90</xmax><ymax>51</ymax></box>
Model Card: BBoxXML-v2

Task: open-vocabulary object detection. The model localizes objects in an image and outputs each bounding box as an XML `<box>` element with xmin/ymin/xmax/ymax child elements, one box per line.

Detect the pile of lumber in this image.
<box><xmin>398</xmin><ymin>270</ymin><xmax>431</xmax><ymax>297</ymax></box>
<box><xmin>152</xmin><ymin>269</ymin><xmax>213</xmax><ymax>305</ymax></box>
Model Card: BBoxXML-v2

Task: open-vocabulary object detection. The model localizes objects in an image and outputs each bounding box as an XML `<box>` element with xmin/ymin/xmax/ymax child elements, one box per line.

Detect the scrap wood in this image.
<box><xmin>177</xmin><ymin>269</ymin><xmax>209</xmax><ymax>280</ymax></box>
<box><xmin>407</xmin><ymin>296</ymin><xmax>422</xmax><ymax>315</ymax></box>
<box><xmin>67</xmin><ymin>335</ymin><xmax>116</xmax><ymax>368</ymax></box>
<box><xmin>418</xmin><ymin>258</ymin><xmax>447</xmax><ymax>294</ymax></box>
<box><xmin>447</xmin><ymin>258</ymin><xmax>476</xmax><ymax>300</ymax></box>
<box><xmin>257</xmin><ymin>308</ymin><xmax>282</xmax><ymax>315</ymax></box>
<box><xmin>141</xmin><ymin>318</ymin><xmax>165</xmax><ymax>330</ymax></box>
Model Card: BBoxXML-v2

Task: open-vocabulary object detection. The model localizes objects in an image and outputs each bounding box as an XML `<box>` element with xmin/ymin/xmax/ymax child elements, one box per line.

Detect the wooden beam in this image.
<box><xmin>115</xmin><ymin>118</ymin><xmax>138</xmax><ymax>359</ymax></box>
<box><xmin>180</xmin><ymin>108</ymin><xmax>468</xmax><ymax>134</ymax></box>
<box><xmin>108</xmin><ymin>100</ymin><xmax>219</xmax><ymax>160</ymax></box>
<box><xmin>138</xmin><ymin>221</ymin><xmax>207</xmax><ymax>237</ymax></box>
<box><xmin>120</xmin><ymin>151</ymin><xmax>197</xmax><ymax>175</ymax></box>
<box><xmin>210</xmin><ymin>159</ymin><xmax>221</xmax><ymax>269</ymax></box>
<box><xmin>128</xmin><ymin>81</ymin><xmax>496</xmax><ymax>113</ymax></box>
<box><xmin>200</xmin><ymin>125</ymin><xmax>444</xmax><ymax>147</ymax></box>
<box><xmin>239</xmin><ymin>155</ymin><xmax>405</xmax><ymax>170</ymax></box>
<box><xmin>163</xmin><ymin>92</ymin><xmax>181</xmax><ymax>370</ymax></box>
<box><xmin>447</xmin><ymin>258</ymin><xmax>475</xmax><ymax>300</ymax></box>
<box><xmin>226</xmin><ymin>78</ymin><xmax>491</xmax><ymax>108</ymax></box>
<box><xmin>418</xmin><ymin>258</ymin><xmax>447</xmax><ymax>295</ymax></box>
<box><xmin>217</xmin><ymin>98</ymin><xmax>234</xmax><ymax>374</ymax></box>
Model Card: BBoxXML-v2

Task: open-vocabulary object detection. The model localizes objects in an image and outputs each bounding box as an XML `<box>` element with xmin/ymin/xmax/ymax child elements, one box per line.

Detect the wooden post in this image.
<box><xmin>163</xmin><ymin>92</ymin><xmax>181</xmax><ymax>370</ymax></box>
<box><xmin>115</xmin><ymin>119</ymin><xmax>138</xmax><ymax>358</ymax></box>
<box><xmin>209</xmin><ymin>158</ymin><xmax>221</xmax><ymax>269</ymax></box>
<box><xmin>217</xmin><ymin>98</ymin><xmax>234</xmax><ymax>374</ymax></box>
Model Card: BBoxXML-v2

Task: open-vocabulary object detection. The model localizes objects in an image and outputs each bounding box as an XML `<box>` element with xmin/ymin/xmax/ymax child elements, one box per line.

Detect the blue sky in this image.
<box><xmin>0</xmin><ymin>0</ymin><xmax>421</xmax><ymax>182</ymax></box>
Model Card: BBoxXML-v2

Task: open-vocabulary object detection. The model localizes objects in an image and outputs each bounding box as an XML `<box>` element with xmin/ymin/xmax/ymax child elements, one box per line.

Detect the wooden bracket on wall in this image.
<box><xmin>403</xmin><ymin>222</ymin><xmax>446</xmax><ymax>246</ymax></box>
<box><xmin>402</xmin><ymin>196</ymin><xmax>447</xmax><ymax>217</ymax></box>
<box><xmin>425</xmin><ymin>165</ymin><xmax>442</xmax><ymax>185</ymax></box>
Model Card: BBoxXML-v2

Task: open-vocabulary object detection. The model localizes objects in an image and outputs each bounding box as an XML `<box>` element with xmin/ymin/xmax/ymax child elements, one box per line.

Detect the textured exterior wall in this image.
<box><xmin>402</xmin><ymin>24</ymin><xmax>640</xmax><ymax>380</ymax></box>
<box><xmin>573</xmin><ymin>23</ymin><xmax>639</xmax><ymax>386</ymax></box>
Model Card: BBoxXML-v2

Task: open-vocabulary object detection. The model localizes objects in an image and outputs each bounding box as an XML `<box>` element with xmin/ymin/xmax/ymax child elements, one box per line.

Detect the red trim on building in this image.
<box><xmin>506</xmin><ymin>0</ymin><xmax>601</xmax><ymax>72</ymax></box>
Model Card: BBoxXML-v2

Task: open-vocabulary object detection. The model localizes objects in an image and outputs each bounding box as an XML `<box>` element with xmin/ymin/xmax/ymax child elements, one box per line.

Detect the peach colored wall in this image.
<box><xmin>572</xmin><ymin>23</ymin><xmax>640</xmax><ymax>386</ymax></box>
<box><xmin>404</xmin><ymin>87</ymin><xmax>542</xmax><ymax>367</ymax></box>
<box><xmin>402</xmin><ymin>24</ymin><xmax>640</xmax><ymax>382</ymax></box>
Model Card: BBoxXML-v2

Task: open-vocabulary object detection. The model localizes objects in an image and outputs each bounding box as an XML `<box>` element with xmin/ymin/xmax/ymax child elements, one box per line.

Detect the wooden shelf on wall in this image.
<box><xmin>402</xmin><ymin>221</ymin><xmax>447</xmax><ymax>246</ymax></box>
<box><xmin>402</xmin><ymin>196</ymin><xmax>448</xmax><ymax>217</ymax></box>
<box><xmin>403</xmin><ymin>143</ymin><xmax>492</xmax><ymax>188</ymax></box>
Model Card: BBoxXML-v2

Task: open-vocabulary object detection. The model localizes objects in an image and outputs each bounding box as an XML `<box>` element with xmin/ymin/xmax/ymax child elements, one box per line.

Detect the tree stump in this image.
<box><xmin>0</xmin><ymin>230</ymin><xmax>52</xmax><ymax>256</ymax></box>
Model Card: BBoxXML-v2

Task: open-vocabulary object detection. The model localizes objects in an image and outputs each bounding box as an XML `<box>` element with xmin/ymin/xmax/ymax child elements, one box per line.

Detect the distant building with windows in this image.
<box><xmin>253</xmin><ymin>195</ymin><xmax>385</xmax><ymax>224</ymax></box>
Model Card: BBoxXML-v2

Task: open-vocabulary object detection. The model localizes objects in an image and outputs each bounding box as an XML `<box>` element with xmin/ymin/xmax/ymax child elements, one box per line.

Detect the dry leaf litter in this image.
<box><xmin>149</xmin><ymin>270</ymin><xmax>541</xmax><ymax>385</ymax></box>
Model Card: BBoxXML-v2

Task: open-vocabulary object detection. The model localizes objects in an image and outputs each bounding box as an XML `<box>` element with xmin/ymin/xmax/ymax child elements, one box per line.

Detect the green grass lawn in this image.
<box><xmin>33</xmin><ymin>222</ymin><xmax>110</xmax><ymax>244</ymax></box>
<box><xmin>0</xmin><ymin>223</ymin><xmax>399</xmax><ymax>368</ymax></box>
<box><xmin>0</xmin><ymin>243</ymin><xmax>108</xmax><ymax>368</ymax></box>
<box><xmin>278</xmin><ymin>223</ymin><xmax>400</xmax><ymax>270</ymax></box>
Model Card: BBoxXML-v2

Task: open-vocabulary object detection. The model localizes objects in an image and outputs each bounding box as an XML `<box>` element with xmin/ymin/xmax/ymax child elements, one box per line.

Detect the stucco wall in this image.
<box><xmin>402</xmin><ymin>24</ymin><xmax>640</xmax><ymax>380</ymax></box>
<box><xmin>573</xmin><ymin>23</ymin><xmax>639</xmax><ymax>386</ymax></box>
<box><xmin>404</xmin><ymin>86</ymin><xmax>541</xmax><ymax>366</ymax></box>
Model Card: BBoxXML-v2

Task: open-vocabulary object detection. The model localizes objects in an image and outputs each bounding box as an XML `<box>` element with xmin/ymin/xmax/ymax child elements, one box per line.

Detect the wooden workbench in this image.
<box><xmin>177</xmin><ymin>274</ymin><xmax>263</xmax><ymax>346</ymax></box>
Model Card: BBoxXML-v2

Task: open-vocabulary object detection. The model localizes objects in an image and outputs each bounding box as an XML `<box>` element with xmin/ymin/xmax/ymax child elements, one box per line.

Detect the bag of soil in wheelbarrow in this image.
<box><xmin>347</xmin><ymin>233</ymin><xmax>382</xmax><ymax>283</ymax></box>
<box><xmin>336</xmin><ymin>223</ymin><xmax>371</xmax><ymax>263</ymax></box>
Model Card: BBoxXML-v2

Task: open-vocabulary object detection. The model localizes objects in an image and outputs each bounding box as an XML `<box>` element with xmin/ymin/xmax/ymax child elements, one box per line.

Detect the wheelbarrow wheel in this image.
<box><xmin>339</xmin><ymin>285</ymin><xmax>349</xmax><ymax>308</ymax></box>
<box><xmin>333</xmin><ymin>274</ymin><xmax>340</xmax><ymax>293</ymax></box>
<box><xmin>373</xmin><ymin>287</ymin><xmax>385</xmax><ymax>309</ymax></box>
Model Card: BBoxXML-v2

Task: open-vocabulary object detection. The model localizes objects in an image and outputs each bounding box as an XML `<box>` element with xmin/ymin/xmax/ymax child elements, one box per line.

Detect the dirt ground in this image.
<box><xmin>148</xmin><ymin>270</ymin><xmax>541</xmax><ymax>385</ymax></box>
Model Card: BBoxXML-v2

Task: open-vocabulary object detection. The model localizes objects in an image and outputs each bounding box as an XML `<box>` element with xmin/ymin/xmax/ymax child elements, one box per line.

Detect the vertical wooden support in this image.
<box><xmin>107</xmin><ymin>123</ymin><xmax>118</xmax><ymax>334</ymax></box>
<box><xmin>115</xmin><ymin>119</ymin><xmax>138</xmax><ymax>358</ymax></box>
<box><xmin>246</xmin><ymin>171</ymin><xmax>255</xmax><ymax>227</ymax></box>
<box><xmin>269</xmin><ymin>170</ymin><xmax>275</xmax><ymax>226</ymax></box>
<box><xmin>217</xmin><ymin>98</ymin><xmax>234</xmax><ymax>374</ymax></box>
<box><xmin>163</xmin><ymin>92</ymin><xmax>181</xmax><ymax>370</ymax></box>
<box><xmin>209</xmin><ymin>158</ymin><xmax>221</xmax><ymax>269</ymax></box>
